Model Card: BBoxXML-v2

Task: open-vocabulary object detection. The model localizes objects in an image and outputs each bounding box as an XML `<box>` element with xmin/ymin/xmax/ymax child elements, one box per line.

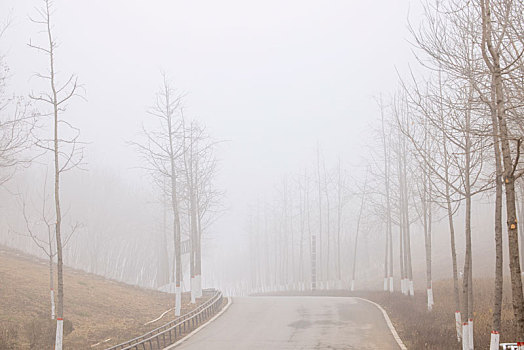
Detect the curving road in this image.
<box><xmin>172</xmin><ymin>296</ymin><xmax>402</xmax><ymax>350</ymax></box>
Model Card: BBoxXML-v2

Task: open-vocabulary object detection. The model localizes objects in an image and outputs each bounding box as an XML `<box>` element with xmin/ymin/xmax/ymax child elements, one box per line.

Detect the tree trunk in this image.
<box><xmin>381</xmin><ymin>105</ymin><xmax>394</xmax><ymax>292</ymax></box>
<box><xmin>317</xmin><ymin>145</ymin><xmax>323</xmax><ymax>285</ymax></box>
<box><xmin>167</xmin><ymin>102</ymin><xmax>182</xmax><ymax>316</ymax></box>
<box><xmin>398</xmin><ymin>142</ymin><xmax>406</xmax><ymax>295</ymax></box>
<box><xmin>438</xmin><ymin>69</ymin><xmax>461</xmax><ymax>341</ymax></box>
<box><xmin>490</xmin><ymin>73</ymin><xmax>503</xmax><ymax>347</ymax></box>
<box><xmin>481</xmin><ymin>0</ymin><xmax>524</xmax><ymax>338</ymax></box>
<box><xmin>384</xmin><ymin>226</ymin><xmax>389</xmax><ymax>291</ymax></box>
<box><xmin>461</xmin><ymin>100</ymin><xmax>473</xmax><ymax>350</ymax></box>
<box><xmin>402</xmin><ymin>144</ymin><xmax>414</xmax><ymax>297</ymax></box>
<box><xmin>351</xmin><ymin>177</ymin><xmax>367</xmax><ymax>291</ymax></box>
<box><xmin>48</xmin><ymin>11</ymin><xmax>64</xmax><ymax>347</ymax></box>
<box><xmin>336</xmin><ymin>159</ymin><xmax>342</xmax><ymax>282</ymax></box>
<box><xmin>425</xmin><ymin>173</ymin><xmax>433</xmax><ymax>310</ymax></box>
<box><xmin>49</xmin><ymin>253</ymin><xmax>55</xmax><ymax>320</ymax></box>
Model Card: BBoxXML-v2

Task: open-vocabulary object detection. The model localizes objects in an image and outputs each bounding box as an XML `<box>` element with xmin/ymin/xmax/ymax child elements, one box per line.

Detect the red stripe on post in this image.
<box><xmin>491</xmin><ymin>331</ymin><xmax>499</xmax><ymax>334</ymax></box>
<box><xmin>57</xmin><ymin>318</ymin><xmax>63</xmax><ymax>321</ymax></box>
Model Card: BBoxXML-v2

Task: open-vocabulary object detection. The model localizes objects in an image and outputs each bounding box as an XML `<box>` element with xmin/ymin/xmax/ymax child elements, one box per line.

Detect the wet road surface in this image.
<box><xmin>174</xmin><ymin>296</ymin><xmax>402</xmax><ymax>350</ymax></box>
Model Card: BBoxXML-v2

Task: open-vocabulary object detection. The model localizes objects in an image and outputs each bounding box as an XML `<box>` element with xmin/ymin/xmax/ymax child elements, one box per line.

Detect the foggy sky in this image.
<box><xmin>0</xmin><ymin>0</ymin><xmax>422</xmax><ymax>280</ymax></box>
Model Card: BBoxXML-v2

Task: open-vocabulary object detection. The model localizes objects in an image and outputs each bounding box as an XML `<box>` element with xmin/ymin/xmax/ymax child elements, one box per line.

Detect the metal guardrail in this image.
<box><xmin>105</xmin><ymin>289</ymin><xmax>224</xmax><ymax>350</ymax></box>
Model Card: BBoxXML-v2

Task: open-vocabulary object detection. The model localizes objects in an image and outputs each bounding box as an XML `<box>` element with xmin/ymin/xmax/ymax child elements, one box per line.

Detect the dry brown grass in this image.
<box><xmin>359</xmin><ymin>279</ymin><xmax>519</xmax><ymax>349</ymax></box>
<box><xmin>0</xmin><ymin>246</ymin><xmax>210</xmax><ymax>349</ymax></box>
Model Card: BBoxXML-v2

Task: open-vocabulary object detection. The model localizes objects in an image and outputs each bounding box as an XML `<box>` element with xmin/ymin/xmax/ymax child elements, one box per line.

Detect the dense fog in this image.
<box><xmin>0</xmin><ymin>0</ymin><xmax>519</xmax><ymax>301</ymax></box>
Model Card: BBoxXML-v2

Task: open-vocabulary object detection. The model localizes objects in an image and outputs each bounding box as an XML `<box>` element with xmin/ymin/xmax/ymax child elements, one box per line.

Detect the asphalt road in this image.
<box><xmin>174</xmin><ymin>296</ymin><xmax>402</xmax><ymax>350</ymax></box>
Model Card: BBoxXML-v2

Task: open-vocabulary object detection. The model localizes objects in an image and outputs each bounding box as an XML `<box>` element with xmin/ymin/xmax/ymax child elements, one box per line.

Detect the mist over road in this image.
<box><xmin>175</xmin><ymin>296</ymin><xmax>401</xmax><ymax>350</ymax></box>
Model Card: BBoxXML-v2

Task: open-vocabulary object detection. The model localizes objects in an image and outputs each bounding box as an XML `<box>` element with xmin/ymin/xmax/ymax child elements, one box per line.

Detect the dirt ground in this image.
<box><xmin>0</xmin><ymin>246</ymin><xmax>211</xmax><ymax>350</ymax></box>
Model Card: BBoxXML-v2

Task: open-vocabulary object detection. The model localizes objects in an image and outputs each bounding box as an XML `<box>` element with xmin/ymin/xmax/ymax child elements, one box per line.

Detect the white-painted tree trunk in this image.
<box><xmin>409</xmin><ymin>280</ymin><xmax>414</xmax><ymax>296</ymax></box>
<box><xmin>195</xmin><ymin>275</ymin><xmax>202</xmax><ymax>298</ymax></box>
<box><xmin>389</xmin><ymin>277</ymin><xmax>394</xmax><ymax>292</ymax></box>
<box><xmin>455</xmin><ymin>311</ymin><xmax>462</xmax><ymax>341</ymax></box>
<box><xmin>468</xmin><ymin>319</ymin><xmax>474</xmax><ymax>350</ymax></box>
<box><xmin>55</xmin><ymin>318</ymin><xmax>63</xmax><ymax>350</ymax></box>
<box><xmin>175</xmin><ymin>287</ymin><xmax>181</xmax><ymax>316</ymax></box>
<box><xmin>50</xmin><ymin>289</ymin><xmax>56</xmax><ymax>320</ymax></box>
<box><xmin>350</xmin><ymin>280</ymin><xmax>354</xmax><ymax>291</ymax></box>
<box><xmin>190</xmin><ymin>276</ymin><xmax>196</xmax><ymax>304</ymax></box>
<box><xmin>427</xmin><ymin>287</ymin><xmax>434</xmax><ymax>311</ymax></box>
<box><xmin>462</xmin><ymin>323</ymin><xmax>469</xmax><ymax>350</ymax></box>
<box><xmin>383</xmin><ymin>278</ymin><xmax>388</xmax><ymax>291</ymax></box>
<box><xmin>489</xmin><ymin>331</ymin><xmax>499</xmax><ymax>350</ymax></box>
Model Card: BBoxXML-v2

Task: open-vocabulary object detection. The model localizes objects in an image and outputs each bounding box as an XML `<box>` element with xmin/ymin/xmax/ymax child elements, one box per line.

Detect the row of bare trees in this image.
<box><xmin>246</xmin><ymin>151</ymin><xmax>385</xmax><ymax>293</ymax></box>
<box><xmin>132</xmin><ymin>73</ymin><xmax>222</xmax><ymax>314</ymax></box>
<box><xmin>374</xmin><ymin>1</ymin><xmax>524</xmax><ymax>349</ymax></box>
<box><xmin>246</xmin><ymin>1</ymin><xmax>524</xmax><ymax>349</ymax></box>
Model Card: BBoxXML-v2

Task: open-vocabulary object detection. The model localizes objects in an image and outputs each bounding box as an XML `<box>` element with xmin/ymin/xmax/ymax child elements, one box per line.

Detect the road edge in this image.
<box><xmin>354</xmin><ymin>297</ymin><xmax>407</xmax><ymax>350</ymax></box>
<box><xmin>163</xmin><ymin>296</ymin><xmax>233</xmax><ymax>349</ymax></box>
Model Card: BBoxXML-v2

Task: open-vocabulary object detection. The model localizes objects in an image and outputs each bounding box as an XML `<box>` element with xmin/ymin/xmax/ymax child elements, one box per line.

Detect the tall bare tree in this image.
<box><xmin>132</xmin><ymin>73</ymin><xmax>184</xmax><ymax>315</ymax></box>
<box><xmin>28</xmin><ymin>1</ymin><xmax>84</xmax><ymax>348</ymax></box>
<box><xmin>182</xmin><ymin>118</ymin><xmax>222</xmax><ymax>300</ymax></box>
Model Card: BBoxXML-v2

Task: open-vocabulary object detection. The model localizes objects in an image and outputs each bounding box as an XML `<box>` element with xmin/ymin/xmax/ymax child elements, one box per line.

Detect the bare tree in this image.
<box><xmin>182</xmin><ymin>118</ymin><xmax>222</xmax><ymax>301</ymax></box>
<box><xmin>334</xmin><ymin>157</ymin><xmax>349</xmax><ymax>287</ymax></box>
<box><xmin>393</xmin><ymin>93</ymin><xmax>416</xmax><ymax>297</ymax></box>
<box><xmin>379</xmin><ymin>99</ymin><xmax>394</xmax><ymax>293</ymax></box>
<box><xmin>28</xmin><ymin>1</ymin><xmax>84</xmax><ymax>348</ymax></box>
<box><xmin>350</xmin><ymin>173</ymin><xmax>368</xmax><ymax>291</ymax></box>
<box><xmin>406</xmin><ymin>3</ymin><xmax>508</xmax><ymax>346</ymax></box>
<box><xmin>322</xmin><ymin>157</ymin><xmax>332</xmax><ymax>286</ymax></box>
<box><xmin>131</xmin><ymin>73</ymin><xmax>184</xmax><ymax>315</ymax></box>
<box><xmin>316</xmin><ymin>144</ymin><xmax>323</xmax><ymax>286</ymax></box>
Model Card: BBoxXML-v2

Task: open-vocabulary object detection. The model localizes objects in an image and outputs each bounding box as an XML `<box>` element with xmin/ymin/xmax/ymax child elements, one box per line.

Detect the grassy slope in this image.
<box><xmin>0</xmin><ymin>246</ymin><xmax>206</xmax><ymax>349</ymax></box>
